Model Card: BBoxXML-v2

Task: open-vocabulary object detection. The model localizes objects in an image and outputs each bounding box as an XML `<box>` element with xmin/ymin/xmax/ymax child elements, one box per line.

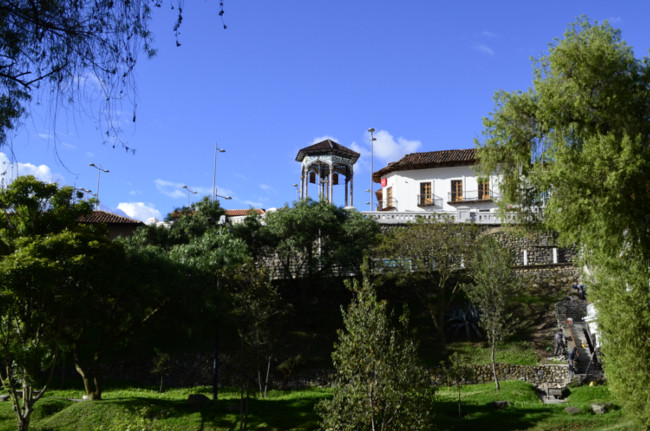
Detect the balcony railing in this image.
<box><xmin>363</xmin><ymin>210</ymin><xmax>515</xmax><ymax>225</ymax></box>
<box><xmin>448</xmin><ymin>190</ymin><xmax>498</xmax><ymax>203</ymax></box>
<box><xmin>376</xmin><ymin>198</ymin><xmax>398</xmax><ymax>211</ymax></box>
<box><xmin>417</xmin><ymin>194</ymin><xmax>443</xmax><ymax>207</ymax></box>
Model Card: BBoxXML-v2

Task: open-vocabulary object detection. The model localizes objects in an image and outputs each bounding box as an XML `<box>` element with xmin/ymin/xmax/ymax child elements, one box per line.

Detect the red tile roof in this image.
<box><xmin>373</xmin><ymin>148</ymin><xmax>477</xmax><ymax>181</ymax></box>
<box><xmin>78</xmin><ymin>210</ymin><xmax>143</xmax><ymax>225</ymax></box>
<box><xmin>225</xmin><ymin>209</ymin><xmax>265</xmax><ymax>217</ymax></box>
<box><xmin>295</xmin><ymin>139</ymin><xmax>360</xmax><ymax>163</ymax></box>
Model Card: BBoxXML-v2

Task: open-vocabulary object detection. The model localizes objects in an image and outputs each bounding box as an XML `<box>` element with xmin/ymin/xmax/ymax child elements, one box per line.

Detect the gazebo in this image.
<box><xmin>295</xmin><ymin>139</ymin><xmax>360</xmax><ymax>206</ymax></box>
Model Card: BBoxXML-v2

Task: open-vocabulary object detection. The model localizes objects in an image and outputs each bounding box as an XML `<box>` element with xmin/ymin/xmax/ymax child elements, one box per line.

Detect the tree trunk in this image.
<box><xmin>72</xmin><ymin>346</ymin><xmax>103</xmax><ymax>400</ymax></box>
<box><xmin>491</xmin><ymin>338</ymin><xmax>500</xmax><ymax>391</ymax></box>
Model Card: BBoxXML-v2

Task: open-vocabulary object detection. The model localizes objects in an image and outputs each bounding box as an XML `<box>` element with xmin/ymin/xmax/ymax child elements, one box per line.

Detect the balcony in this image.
<box><xmin>376</xmin><ymin>198</ymin><xmax>397</xmax><ymax>211</ymax></box>
<box><xmin>417</xmin><ymin>194</ymin><xmax>443</xmax><ymax>208</ymax></box>
<box><xmin>447</xmin><ymin>190</ymin><xmax>498</xmax><ymax>204</ymax></box>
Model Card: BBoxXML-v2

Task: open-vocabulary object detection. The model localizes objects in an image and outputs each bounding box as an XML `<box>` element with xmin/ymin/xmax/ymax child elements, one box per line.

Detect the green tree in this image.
<box><xmin>0</xmin><ymin>177</ymin><xmax>179</xmax><ymax>405</ymax></box>
<box><xmin>375</xmin><ymin>217</ymin><xmax>477</xmax><ymax>344</ymax></box>
<box><xmin>465</xmin><ymin>236</ymin><xmax>522</xmax><ymax>391</ymax></box>
<box><xmin>262</xmin><ymin>199</ymin><xmax>379</xmax><ymax>279</ymax></box>
<box><xmin>131</xmin><ymin>197</ymin><xmax>251</xmax><ymax>401</ymax></box>
<box><xmin>318</xmin><ymin>275</ymin><xmax>435</xmax><ymax>431</ymax></box>
<box><xmin>219</xmin><ymin>262</ymin><xmax>288</xmax><ymax>429</ymax></box>
<box><xmin>442</xmin><ymin>352</ymin><xmax>472</xmax><ymax>418</ymax></box>
<box><xmin>476</xmin><ymin>18</ymin><xmax>650</xmax><ymax>423</ymax></box>
<box><xmin>60</xmin><ymin>240</ymin><xmax>180</xmax><ymax>400</ymax></box>
<box><xmin>0</xmin><ymin>176</ymin><xmax>108</xmax><ymax>429</ymax></box>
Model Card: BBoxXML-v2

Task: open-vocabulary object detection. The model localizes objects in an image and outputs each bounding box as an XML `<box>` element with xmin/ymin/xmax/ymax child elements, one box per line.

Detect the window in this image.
<box><xmin>386</xmin><ymin>187</ymin><xmax>393</xmax><ymax>208</ymax></box>
<box><xmin>451</xmin><ymin>180</ymin><xmax>463</xmax><ymax>202</ymax></box>
<box><xmin>420</xmin><ymin>182</ymin><xmax>432</xmax><ymax>205</ymax></box>
<box><xmin>478</xmin><ymin>180</ymin><xmax>490</xmax><ymax>200</ymax></box>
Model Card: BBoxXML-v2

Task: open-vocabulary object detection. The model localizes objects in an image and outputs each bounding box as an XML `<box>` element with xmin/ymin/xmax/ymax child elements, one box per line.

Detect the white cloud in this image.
<box><xmin>260</xmin><ymin>183</ymin><xmax>273</xmax><ymax>191</ymax></box>
<box><xmin>373</xmin><ymin>130</ymin><xmax>422</xmax><ymax>162</ymax></box>
<box><xmin>474</xmin><ymin>44</ymin><xmax>495</xmax><ymax>56</ymax></box>
<box><xmin>117</xmin><ymin>202</ymin><xmax>162</xmax><ymax>222</ymax></box>
<box><xmin>310</xmin><ymin>135</ymin><xmax>337</xmax><ymax>145</ymax></box>
<box><xmin>0</xmin><ymin>152</ymin><xmax>65</xmax><ymax>185</ymax></box>
<box><xmin>154</xmin><ymin>179</ymin><xmax>186</xmax><ymax>199</ymax></box>
<box><xmin>242</xmin><ymin>199</ymin><xmax>264</xmax><ymax>208</ymax></box>
<box><xmin>480</xmin><ymin>31</ymin><xmax>499</xmax><ymax>39</ymax></box>
<box><xmin>350</xmin><ymin>130</ymin><xmax>422</xmax><ymax>176</ymax></box>
<box><xmin>155</xmin><ymin>178</ymin><xmax>233</xmax><ymax>201</ymax></box>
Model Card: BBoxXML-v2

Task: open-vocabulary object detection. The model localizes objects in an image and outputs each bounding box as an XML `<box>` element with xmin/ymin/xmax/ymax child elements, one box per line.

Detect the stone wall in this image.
<box><xmin>432</xmin><ymin>363</ymin><xmax>570</xmax><ymax>387</ymax></box>
<box><xmin>515</xmin><ymin>265</ymin><xmax>581</xmax><ymax>291</ymax></box>
<box><xmin>488</xmin><ymin>229</ymin><xmax>577</xmax><ymax>267</ymax></box>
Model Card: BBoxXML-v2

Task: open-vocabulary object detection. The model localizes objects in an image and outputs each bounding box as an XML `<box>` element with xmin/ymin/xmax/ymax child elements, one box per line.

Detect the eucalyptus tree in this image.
<box><xmin>375</xmin><ymin>217</ymin><xmax>477</xmax><ymax>344</ymax></box>
<box><xmin>465</xmin><ymin>236</ymin><xmax>523</xmax><ymax>391</ymax></box>
<box><xmin>476</xmin><ymin>18</ymin><xmax>650</xmax><ymax>424</ymax></box>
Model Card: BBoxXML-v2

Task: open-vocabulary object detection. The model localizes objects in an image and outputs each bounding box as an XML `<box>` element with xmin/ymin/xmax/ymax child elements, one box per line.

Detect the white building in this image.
<box><xmin>370</xmin><ymin>148</ymin><xmax>502</xmax><ymax>224</ymax></box>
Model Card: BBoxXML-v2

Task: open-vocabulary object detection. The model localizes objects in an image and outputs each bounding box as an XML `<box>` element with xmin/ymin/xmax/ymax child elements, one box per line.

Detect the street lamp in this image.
<box><xmin>89</xmin><ymin>163</ymin><xmax>109</xmax><ymax>208</ymax></box>
<box><xmin>74</xmin><ymin>187</ymin><xmax>92</xmax><ymax>202</ymax></box>
<box><xmin>182</xmin><ymin>185</ymin><xmax>197</xmax><ymax>207</ymax></box>
<box><xmin>216</xmin><ymin>193</ymin><xmax>232</xmax><ymax>200</ymax></box>
<box><xmin>368</xmin><ymin>128</ymin><xmax>376</xmax><ymax>211</ymax></box>
<box><xmin>293</xmin><ymin>183</ymin><xmax>300</xmax><ymax>201</ymax></box>
<box><xmin>213</xmin><ymin>144</ymin><xmax>226</xmax><ymax>201</ymax></box>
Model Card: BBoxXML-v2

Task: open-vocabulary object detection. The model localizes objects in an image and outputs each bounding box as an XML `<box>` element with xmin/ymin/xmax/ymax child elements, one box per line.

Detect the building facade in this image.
<box><xmin>370</xmin><ymin>148</ymin><xmax>502</xmax><ymax>223</ymax></box>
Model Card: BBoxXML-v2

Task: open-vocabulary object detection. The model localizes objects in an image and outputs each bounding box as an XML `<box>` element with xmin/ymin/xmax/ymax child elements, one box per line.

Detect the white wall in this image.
<box><xmin>379</xmin><ymin>165</ymin><xmax>500</xmax><ymax>213</ymax></box>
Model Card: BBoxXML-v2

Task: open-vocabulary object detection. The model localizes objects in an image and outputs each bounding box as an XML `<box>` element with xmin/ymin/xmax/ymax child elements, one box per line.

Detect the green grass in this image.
<box><xmin>443</xmin><ymin>341</ymin><xmax>540</xmax><ymax>366</ymax></box>
<box><xmin>435</xmin><ymin>380</ymin><xmax>639</xmax><ymax>431</ymax></box>
<box><xmin>0</xmin><ymin>386</ymin><xmax>327</xmax><ymax>431</ymax></box>
<box><xmin>0</xmin><ymin>382</ymin><xmax>637</xmax><ymax>431</ymax></box>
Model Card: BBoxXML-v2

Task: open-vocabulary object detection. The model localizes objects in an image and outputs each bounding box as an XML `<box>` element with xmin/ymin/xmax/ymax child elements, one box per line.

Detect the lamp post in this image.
<box><xmin>213</xmin><ymin>144</ymin><xmax>226</xmax><ymax>202</ymax></box>
<box><xmin>293</xmin><ymin>183</ymin><xmax>300</xmax><ymax>202</ymax></box>
<box><xmin>78</xmin><ymin>187</ymin><xmax>92</xmax><ymax>199</ymax></box>
<box><xmin>182</xmin><ymin>185</ymin><xmax>197</xmax><ymax>207</ymax></box>
<box><xmin>368</xmin><ymin>128</ymin><xmax>376</xmax><ymax>211</ymax></box>
<box><xmin>89</xmin><ymin>163</ymin><xmax>109</xmax><ymax>208</ymax></box>
<box><xmin>216</xmin><ymin>193</ymin><xmax>232</xmax><ymax>201</ymax></box>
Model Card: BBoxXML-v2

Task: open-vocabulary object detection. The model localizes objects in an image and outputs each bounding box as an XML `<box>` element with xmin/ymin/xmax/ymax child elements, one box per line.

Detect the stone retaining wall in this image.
<box><xmin>489</xmin><ymin>230</ymin><xmax>577</xmax><ymax>266</ymax></box>
<box><xmin>432</xmin><ymin>363</ymin><xmax>570</xmax><ymax>387</ymax></box>
<box><xmin>515</xmin><ymin>265</ymin><xmax>580</xmax><ymax>291</ymax></box>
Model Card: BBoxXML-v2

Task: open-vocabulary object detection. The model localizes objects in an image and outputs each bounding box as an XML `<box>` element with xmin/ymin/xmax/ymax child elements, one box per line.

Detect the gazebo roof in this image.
<box><xmin>295</xmin><ymin>139</ymin><xmax>360</xmax><ymax>163</ymax></box>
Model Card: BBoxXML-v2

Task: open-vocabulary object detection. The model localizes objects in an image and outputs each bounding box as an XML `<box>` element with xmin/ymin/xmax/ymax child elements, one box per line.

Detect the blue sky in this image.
<box><xmin>2</xmin><ymin>1</ymin><xmax>650</xmax><ymax>221</ymax></box>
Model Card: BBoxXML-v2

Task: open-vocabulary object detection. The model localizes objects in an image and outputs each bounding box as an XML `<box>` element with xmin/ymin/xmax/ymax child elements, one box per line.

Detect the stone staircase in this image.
<box><xmin>555</xmin><ymin>298</ymin><xmax>603</xmax><ymax>381</ymax></box>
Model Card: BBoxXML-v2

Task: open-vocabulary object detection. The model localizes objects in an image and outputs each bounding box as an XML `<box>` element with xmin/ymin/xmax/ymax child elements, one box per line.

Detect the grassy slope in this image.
<box><xmin>0</xmin><ymin>382</ymin><xmax>637</xmax><ymax>431</ymax></box>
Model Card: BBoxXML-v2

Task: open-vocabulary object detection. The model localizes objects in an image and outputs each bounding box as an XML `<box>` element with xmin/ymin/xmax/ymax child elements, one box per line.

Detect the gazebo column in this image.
<box><xmin>328</xmin><ymin>164</ymin><xmax>334</xmax><ymax>204</ymax></box>
<box><xmin>300</xmin><ymin>166</ymin><xmax>305</xmax><ymax>201</ymax></box>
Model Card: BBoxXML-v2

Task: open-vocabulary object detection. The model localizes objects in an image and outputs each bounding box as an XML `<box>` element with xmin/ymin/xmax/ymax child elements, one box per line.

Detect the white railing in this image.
<box><xmin>363</xmin><ymin>210</ymin><xmax>513</xmax><ymax>225</ymax></box>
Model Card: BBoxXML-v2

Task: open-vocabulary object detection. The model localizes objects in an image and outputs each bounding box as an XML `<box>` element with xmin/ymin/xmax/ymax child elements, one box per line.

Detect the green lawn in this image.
<box><xmin>0</xmin><ymin>382</ymin><xmax>637</xmax><ymax>431</ymax></box>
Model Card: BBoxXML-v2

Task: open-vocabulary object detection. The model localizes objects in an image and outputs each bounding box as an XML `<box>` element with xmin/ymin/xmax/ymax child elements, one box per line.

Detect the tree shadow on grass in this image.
<box><xmin>107</xmin><ymin>395</ymin><xmax>322</xmax><ymax>430</ymax></box>
<box><xmin>435</xmin><ymin>399</ymin><xmax>556</xmax><ymax>431</ymax></box>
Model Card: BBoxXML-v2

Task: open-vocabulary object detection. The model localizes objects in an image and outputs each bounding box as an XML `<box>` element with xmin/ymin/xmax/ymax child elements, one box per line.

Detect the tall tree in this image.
<box><xmin>0</xmin><ymin>176</ymin><xmax>98</xmax><ymax>429</ymax></box>
<box><xmin>262</xmin><ymin>199</ymin><xmax>379</xmax><ymax>279</ymax></box>
<box><xmin>375</xmin><ymin>217</ymin><xmax>477</xmax><ymax>344</ymax></box>
<box><xmin>59</xmin><ymin>240</ymin><xmax>180</xmax><ymax>400</ymax></box>
<box><xmin>129</xmin><ymin>197</ymin><xmax>251</xmax><ymax>401</ymax></box>
<box><xmin>318</xmin><ymin>275</ymin><xmax>435</xmax><ymax>430</ymax></box>
<box><xmin>476</xmin><ymin>18</ymin><xmax>650</xmax><ymax>424</ymax></box>
<box><xmin>465</xmin><ymin>236</ymin><xmax>522</xmax><ymax>391</ymax></box>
